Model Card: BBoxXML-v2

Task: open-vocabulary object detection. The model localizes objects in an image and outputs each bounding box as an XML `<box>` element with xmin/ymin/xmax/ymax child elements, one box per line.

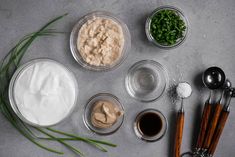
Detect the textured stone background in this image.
<box><xmin>0</xmin><ymin>0</ymin><xmax>235</xmax><ymax>157</ymax></box>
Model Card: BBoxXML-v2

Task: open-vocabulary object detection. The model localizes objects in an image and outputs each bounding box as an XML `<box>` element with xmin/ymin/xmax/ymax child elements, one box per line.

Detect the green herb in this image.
<box><xmin>150</xmin><ymin>9</ymin><xmax>186</xmax><ymax>46</ymax></box>
<box><xmin>0</xmin><ymin>14</ymin><xmax>116</xmax><ymax>156</ymax></box>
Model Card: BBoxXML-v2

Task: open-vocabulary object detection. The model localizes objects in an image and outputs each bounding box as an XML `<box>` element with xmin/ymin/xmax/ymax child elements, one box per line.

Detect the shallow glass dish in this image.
<box><xmin>125</xmin><ymin>60</ymin><xmax>168</xmax><ymax>102</ymax></box>
<box><xmin>70</xmin><ymin>11</ymin><xmax>131</xmax><ymax>71</ymax></box>
<box><xmin>83</xmin><ymin>93</ymin><xmax>124</xmax><ymax>135</ymax></box>
<box><xmin>134</xmin><ymin>109</ymin><xmax>167</xmax><ymax>142</ymax></box>
<box><xmin>145</xmin><ymin>5</ymin><xmax>188</xmax><ymax>49</ymax></box>
<box><xmin>8</xmin><ymin>58</ymin><xmax>78</xmax><ymax>127</ymax></box>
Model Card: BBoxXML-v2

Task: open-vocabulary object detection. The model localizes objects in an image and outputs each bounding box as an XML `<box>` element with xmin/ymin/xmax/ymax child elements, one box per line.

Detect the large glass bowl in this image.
<box><xmin>8</xmin><ymin>58</ymin><xmax>78</xmax><ymax>127</ymax></box>
<box><xmin>70</xmin><ymin>11</ymin><xmax>131</xmax><ymax>71</ymax></box>
<box><xmin>145</xmin><ymin>5</ymin><xmax>189</xmax><ymax>49</ymax></box>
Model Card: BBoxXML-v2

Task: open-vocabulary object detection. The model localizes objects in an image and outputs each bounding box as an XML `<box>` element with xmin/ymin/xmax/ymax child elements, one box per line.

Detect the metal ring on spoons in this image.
<box><xmin>180</xmin><ymin>152</ymin><xmax>206</xmax><ymax>157</ymax></box>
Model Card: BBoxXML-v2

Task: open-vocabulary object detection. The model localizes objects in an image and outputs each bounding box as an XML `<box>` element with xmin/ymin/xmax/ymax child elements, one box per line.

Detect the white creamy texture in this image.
<box><xmin>177</xmin><ymin>82</ymin><xmax>192</xmax><ymax>98</ymax></box>
<box><xmin>14</xmin><ymin>61</ymin><xmax>76</xmax><ymax>126</ymax></box>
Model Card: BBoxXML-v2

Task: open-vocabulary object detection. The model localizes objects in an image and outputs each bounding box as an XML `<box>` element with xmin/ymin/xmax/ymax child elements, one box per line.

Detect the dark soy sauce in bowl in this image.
<box><xmin>138</xmin><ymin>112</ymin><xmax>162</xmax><ymax>137</ymax></box>
<box><xmin>134</xmin><ymin>109</ymin><xmax>167</xmax><ymax>142</ymax></box>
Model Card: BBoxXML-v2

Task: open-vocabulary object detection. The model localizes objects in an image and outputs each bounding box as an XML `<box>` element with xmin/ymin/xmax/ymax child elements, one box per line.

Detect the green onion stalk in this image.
<box><xmin>0</xmin><ymin>14</ymin><xmax>116</xmax><ymax>156</ymax></box>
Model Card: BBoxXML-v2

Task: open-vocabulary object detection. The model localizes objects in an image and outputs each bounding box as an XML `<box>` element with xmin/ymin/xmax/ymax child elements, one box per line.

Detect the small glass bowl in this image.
<box><xmin>125</xmin><ymin>60</ymin><xmax>168</xmax><ymax>102</ymax></box>
<box><xmin>83</xmin><ymin>93</ymin><xmax>124</xmax><ymax>135</ymax></box>
<box><xmin>8</xmin><ymin>58</ymin><xmax>78</xmax><ymax>127</ymax></box>
<box><xmin>70</xmin><ymin>11</ymin><xmax>131</xmax><ymax>71</ymax></box>
<box><xmin>134</xmin><ymin>109</ymin><xmax>167</xmax><ymax>142</ymax></box>
<box><xmin>145</xmin><ymin>5</ymin><xmax>189</xmax><ymax>49</ymax></box>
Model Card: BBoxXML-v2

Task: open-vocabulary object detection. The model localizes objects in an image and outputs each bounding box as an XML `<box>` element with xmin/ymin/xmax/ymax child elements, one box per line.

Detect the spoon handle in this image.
<box><xmin>207</xmin><ymin>89</ymin><xmax>232</xmax><ymax>156</ymax></box>
<box><xmin>208</xmin><ymin>109</ymin><xmax>229</xmax><ymax>156</ymax></box>
<box><xmin>174</xmin><ymin>110</ymin><xmax>184</xmax><ymax>157</ymax></box>
<box><xmin>203</xmin><ymin>103</ymin><xmax>223</xmax><ymax>149</ymax></box>
<box><xmin>195</xmin><ymin>101</ymin><xmax>212</xmax><ymax>149</ymax></box>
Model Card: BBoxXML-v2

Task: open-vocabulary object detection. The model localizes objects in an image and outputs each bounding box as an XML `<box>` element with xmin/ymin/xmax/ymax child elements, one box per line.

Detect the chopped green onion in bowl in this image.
<box><xmin>145</xmin><ymin>6</ymin><xmax>188</xmax><ymax>49</ymax></box>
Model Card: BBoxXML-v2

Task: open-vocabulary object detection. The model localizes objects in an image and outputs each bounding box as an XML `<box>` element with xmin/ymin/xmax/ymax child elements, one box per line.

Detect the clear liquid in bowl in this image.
<box><xmin>131</xmin><ymin>67</ymin><xmax>158</xmax><ymax>95</ymax></box>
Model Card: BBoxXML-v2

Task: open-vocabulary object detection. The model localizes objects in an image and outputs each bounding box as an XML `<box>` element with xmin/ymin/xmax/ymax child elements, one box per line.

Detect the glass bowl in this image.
<box><xmin>134</xmin><ymin>109</ymin><xmax>167</xmax><ymax>142</ymax></box>
<box><xmin>145</xmin><ymin>5</ymin><xmax>188</xmax><ymax>49</ymax></box>
<box><xmin>70</xmin><ymin>11</ymin><xmax>131</xmax><ymax>71</ymax></box>
<box><xmin>8</xmin><ymin>58</ymin><xmax>78</xmax><ymax>127</ymax></box>
<box><xmin>125</xmin><ymin>60</ymin><xmax>168</xmax><ymax>102</ymax></box>
<box><xmin>83</xmin><ymin>93</ymin><xmax>124</xmax><ymax>135</ymax></box>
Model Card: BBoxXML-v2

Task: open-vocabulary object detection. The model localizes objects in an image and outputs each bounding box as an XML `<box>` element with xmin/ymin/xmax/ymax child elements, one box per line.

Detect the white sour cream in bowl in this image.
<box><xmin>9</xmin><ymin>59</ymin><xmax>78</xmax><ymax>127</ymax></box>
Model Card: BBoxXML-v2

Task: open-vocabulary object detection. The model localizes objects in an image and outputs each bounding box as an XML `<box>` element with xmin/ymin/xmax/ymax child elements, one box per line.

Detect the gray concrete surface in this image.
<box><xmin>0</xmin><ymin>0</ymin><xmax>235</xmax><ymax>157</ymax></box>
